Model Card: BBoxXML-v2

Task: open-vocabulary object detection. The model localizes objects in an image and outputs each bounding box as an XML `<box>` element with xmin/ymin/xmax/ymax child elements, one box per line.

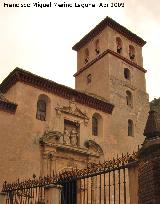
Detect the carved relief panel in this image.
<box><xmin>55</xmin><ymin>100</ymin><xmax>89</xmax><ymax>126</ymax></box>
<box><xmin>64</xmin><ymin>119</ymin><xmax>80</xmax><ymax>146</ymax></box>
<box><xmin>55</xmin><ymin>100</ymin><xmax>89</xmax><ymax>147</ymax></box>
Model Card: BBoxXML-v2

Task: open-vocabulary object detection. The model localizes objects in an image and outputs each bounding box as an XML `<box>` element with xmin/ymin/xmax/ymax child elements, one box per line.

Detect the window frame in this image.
<box><xmin>124</xmin><ymin>68</ymin><xmax>131</xmax><ymax>80</ymax></box>
<box><xmin>128</xmin><ymin>119</ymin><xmax>134</xmax><ymax>136</ymax></box>
<box><xmin>126</xmin><ymin>90</ymin><xmax>133</xmax><ymax>107</ymax></box>
<box><xmin>36</xmin><ymin>99</ymin><xmax>46</xmax><ymax>121</ymax></box>
<box><xmin>92</xmin><ymin>116</ymin><xmax>98</xmax><ymax>136</ymax></box>
<box><xmin>116</xmin><ymin>37</ymin><xmax>122</xmax><ymax>54</ymax></box>
<box><xmin>129</xmin><ymin>45</ymin><xmax>135</xmax><ymax>60</ymax></box>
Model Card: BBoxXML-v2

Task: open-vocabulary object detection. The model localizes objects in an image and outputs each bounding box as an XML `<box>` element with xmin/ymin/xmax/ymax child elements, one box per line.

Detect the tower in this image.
<box><xmin>73</xmin><ymin>17</ymin><xmax>149</xmax><ymax>154</ymax></box>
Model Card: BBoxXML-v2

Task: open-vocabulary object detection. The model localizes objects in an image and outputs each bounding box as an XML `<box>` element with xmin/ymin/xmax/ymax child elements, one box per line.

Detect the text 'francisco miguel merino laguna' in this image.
<box><xmin>4</xmin><ymin>2</ymin><xmax>124</xmax><ymax>8</ymax></box>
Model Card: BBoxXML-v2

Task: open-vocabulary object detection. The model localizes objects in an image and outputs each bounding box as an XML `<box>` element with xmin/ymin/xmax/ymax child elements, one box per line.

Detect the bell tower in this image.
<box><xmin>72</xmin><ymin>17</ymin><xmax>149</xmax><ymax>154</ymax></box>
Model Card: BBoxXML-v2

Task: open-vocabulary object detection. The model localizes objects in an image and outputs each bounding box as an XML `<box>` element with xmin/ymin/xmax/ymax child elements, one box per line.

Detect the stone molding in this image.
<box><xmin>0</xmin><ymin>93</ymin><xmax>17</xmax><ymax>114</ymax></box>
<box><xmin>39</xmin><ymin>130</ymin><xmax>63</xmax><ymax>144</ymax></box>
<box><xmin>0</xmin><ymin>100</ymin><xmax>17</xmax><ymax>114</ymax></box>
<box><xmin>0</xmin><ymin>68</ymin><xmax>114</xmax><ymax>114</ymax></box>
<box><xmin>43</xmin><ymin>142</ymin><xmax>100</xmax><ymax>158</ymax></box>
<box><xmin>39</xmin><ymin>130</ymin><xmax>102</xmax><ymax>161</ymax></box>
<box><xmin>84</xmin><ymin>140</ymin><xmax>104</xmax><ymax>155</ymax></box>
<box><xmin>74</xmin><ymin>49</ymin><xmax>146</xmax><ymax>77</ymax></box>
<box><xmin>55</xmin><ymin>100</ymin><xmax>89</xmax><ymax>125</ymax></box>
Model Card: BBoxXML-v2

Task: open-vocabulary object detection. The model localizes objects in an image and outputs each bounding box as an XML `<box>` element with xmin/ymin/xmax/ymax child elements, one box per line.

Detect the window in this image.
<box><xmin>124</xmin><ymin>68</ymin><xmax>130</xmax><ymax>80</ymax></box>
<box><xmin>84</xmin><ymin>48</ymin><xmax>89</xmax><ymax>63</ymax></box>
<box><xmin>126</xmin><ymin>91</ymin><xmax>132</xmax><ymax>107</ymax></box>
<box><xmin>92</xmin><ymin>116</ymin><xmax>98</xmax><ymax>136</ymax></box>
<box><xmin>116</xmin><ymin>37</ymin><xmax>122</xmax><ymax>54</ymax></box>
<box><xmin>36</xmin><ymin>99</ymin><xmax>46</xmax><ymax>121</ymax></box>
<box><xmin>95</xmin><ymin>39</ymin><xmax>100</xmax><ymax>55</ymax></box>
<box><xmin>128</xmin><ymin>119</ymin><xmax>134</xmax><ymax>136</ymax></box>
<box><xmin>36</xmin><ymin>94</ymin><xmax>50</xmax><ymax>121</ymax></box>
<box><xmin>129</xmin><ymin>45</ymin><xmax>135</xmax><ymax>60</ymax></box>
<box><xmin>92</xmin><ymin>113</ymin><xmax>102</xmax><ymax>136</ymax></box>
<box><xmin>87</xmin><ymin>74</ymin><xmax>92</xmax><ymax>84</ymax></box>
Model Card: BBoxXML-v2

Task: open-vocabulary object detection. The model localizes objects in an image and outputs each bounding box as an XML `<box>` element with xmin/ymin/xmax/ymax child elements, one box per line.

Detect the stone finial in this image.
<box><xmin>144</xmin><ymin>110</ymin><xmax>160</xmax><ymax>139</ymax></box>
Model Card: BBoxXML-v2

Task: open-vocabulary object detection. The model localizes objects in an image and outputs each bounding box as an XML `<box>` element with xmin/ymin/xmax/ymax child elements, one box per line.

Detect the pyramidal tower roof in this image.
<box><xmin>72</xmin><ymin>16</ymin><xmax>146</xmax><ymax>51</ymax></box>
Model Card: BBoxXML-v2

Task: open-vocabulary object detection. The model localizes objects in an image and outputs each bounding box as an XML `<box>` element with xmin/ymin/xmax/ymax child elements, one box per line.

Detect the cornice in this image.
<box><xmin>0</xmin><ymin>100</ymin><xmax>17</xmax><ymax>114</ymax></box>
<box><xmin>0</xmin><ymin>68</ymin><xmax>114</xmax><ymax>114</ymax></box>
<box><xmin>74</xmin><ymin>49</ymin><xmax>147</xmax><ymax>77</ymax></box>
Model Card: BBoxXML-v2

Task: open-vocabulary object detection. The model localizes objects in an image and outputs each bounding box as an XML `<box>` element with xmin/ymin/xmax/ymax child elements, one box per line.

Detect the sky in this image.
<box><xmin>0</xmin><ymin>0</ymin><xmax>160</xmax><ymax>101</ymax></box>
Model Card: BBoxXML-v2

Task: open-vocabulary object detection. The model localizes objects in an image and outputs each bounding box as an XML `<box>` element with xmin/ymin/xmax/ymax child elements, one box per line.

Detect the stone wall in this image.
<box><xmin>0</xmin><ymin>81</ymin><xmax>111</xmax><ymax>188</ymax></box>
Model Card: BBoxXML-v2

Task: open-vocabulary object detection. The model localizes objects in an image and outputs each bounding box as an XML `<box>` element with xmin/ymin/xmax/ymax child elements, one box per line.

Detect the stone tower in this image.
<box><xmin>73</xmin><ymin>17</ymin><xmax>149</xmax><ymax>155</ymax></box>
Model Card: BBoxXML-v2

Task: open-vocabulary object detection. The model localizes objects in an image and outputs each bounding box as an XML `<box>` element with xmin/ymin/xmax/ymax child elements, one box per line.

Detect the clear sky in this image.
<box><xmin>0</xmin><ymin>0</ymin><xmax>160</xmax><ymax>101</ymax></box>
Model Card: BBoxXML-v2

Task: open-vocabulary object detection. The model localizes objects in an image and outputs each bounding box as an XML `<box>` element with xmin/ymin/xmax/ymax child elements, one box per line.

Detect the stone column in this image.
<box><xmin>0</xmin><ymin>192</ymin><xmax>7</xmax><ymax>204</ymax></box>
<box><xmin>44</xmin><ymin>184</ymin><xmax>62</xmax><ymax>204</ymax></box>
<box><xmin>138</xmin><ymin>111</ymin><xmax>160</xmax><ymax>204</ymax></box>
<box><xmin>128</xmin><ymin>162</ymin><xmax>138</xmax><ymax>204</ymax></box>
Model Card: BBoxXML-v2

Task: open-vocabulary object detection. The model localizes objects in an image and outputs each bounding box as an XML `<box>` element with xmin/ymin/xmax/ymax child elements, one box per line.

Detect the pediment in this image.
<box><xmin>55</xmin><ymin>100</ymin><xmax>89</xmax><ymax>120</ymax></box>
<box><xmin>84</xmin><ymin>140</ymin><xmax>104</xmax><ymax>156</ymax></box>
<box><xmin>39</xmin><ymin>130</ymin><xmax>63</xmax><ymax>144</ymax></box>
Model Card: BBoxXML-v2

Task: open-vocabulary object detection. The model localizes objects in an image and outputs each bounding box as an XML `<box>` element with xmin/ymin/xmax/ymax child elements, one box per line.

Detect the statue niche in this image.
<box><xmin>63</xmin><ymin>119</ymin><xmax>79</xmax><ymax>146</ymax></box>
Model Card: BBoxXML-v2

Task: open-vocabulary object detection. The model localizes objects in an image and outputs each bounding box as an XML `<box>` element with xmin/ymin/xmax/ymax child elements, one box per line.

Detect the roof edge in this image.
<box><xmin>0</xmin><ymin>100</ymin><xmax>17</xmax><ymax>114</ymax></box>
<box><xmin>72</xmin><ymin>16</ymin><xmax>146</xmax><ymax>51</ymax></box>
<box><xmin>0</xmin><ymin>68</ymin><xmax>114</xmax><ymax>114</ymax></box>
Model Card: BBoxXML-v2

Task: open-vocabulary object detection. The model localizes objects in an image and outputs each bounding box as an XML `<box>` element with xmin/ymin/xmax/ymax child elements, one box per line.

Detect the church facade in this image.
<box><xmin>0</xmin><ymin>17</ymin><xmax>149</xmax><ymax>188</ymax></box>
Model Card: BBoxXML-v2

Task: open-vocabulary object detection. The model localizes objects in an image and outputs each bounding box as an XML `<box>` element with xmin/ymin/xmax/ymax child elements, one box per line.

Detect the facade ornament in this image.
<box><xmin>84</xmin><ymin>118</ymin><xmax>89</xmax><ymax>126</ymax></box>
<box><xmin>84</xmin><ymin>140</ymin><xmax>104</xmax><ymax>155</ymax></box>
<box><xmin>55</xmin><ymin>100</ymin><xmax>89</xmax><ymax>125</ymax></box>
<box><xmin>56</xmin><ymin>103</ymin><xmax>62</xmax><ymax>115</ymax></box>
<box><xmin>48</xmin><ymin>152</ymin><xmax>54</xmax><ymax>159</ymax></box>
<box><xmin>39</xmin><ymin>130</ymin><xmax>63</xmax><ymax>144</ymax></box>
<box><xmin>63</xmin><ymin>127</ymin><xmax>71</xmax><ymax>145</ymax></box>
<box><xmin>63</xmin><ymin>127</ymin><xmax>79</xmax><ymax>146</ymax></box>
<box><xmin>70</xmin><ymin>128</ymin><xmax>78</xmax><ymax>146</ymax></box>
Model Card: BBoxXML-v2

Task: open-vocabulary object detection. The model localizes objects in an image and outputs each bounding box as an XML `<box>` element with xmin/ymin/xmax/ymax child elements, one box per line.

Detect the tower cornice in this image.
<box><xmin>74</xmin><ymin>49</ymin><xmax>147</xmax><ymax>77</ymax></box>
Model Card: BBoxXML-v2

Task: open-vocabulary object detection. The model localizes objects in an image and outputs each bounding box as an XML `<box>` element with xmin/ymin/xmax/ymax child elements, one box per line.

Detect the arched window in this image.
<box><xmin>129</xmin><ymin>45</ymin><xmax>135</xmax><ymax>60</ymax></box>
<box><xmin>92</xmin><ymin>113</ymin><xmax>102</xmax><ymax>136</ymax></box>
<box><xmin>36</xmin><ymin>94</ymin><xmax>50</xmax><ymax>121</ymax></box>
<box><xmin>124</xmin><ymin>68</ymin><xmax>130</xmax><ymax>80</ymax></box>
<box><xmin>95</xmin><ymin>39</ymin><xmax>100</xmax><ymax>55</ymax></box>
<box><xmin>116</xmin><ymin>37</ymin><xmax>122</xmax><ymax>54</ymax></box>
<box><xmin>92</xmin><ymin>116</ymin><xmax>98</xmax><ymax>136</ymax></box>
<box><xmin>36</xmin><ymin>99</ymin><xmax>46</xmax><ymax>121</ymax></box>
<box><xmin>128</xmin><ymin>119</ymin><xmax>134</xmax><ymax>136</ymax></box>
<box><xmin>84</xmin><ymin>48</ymin><xmax>89</xmax><ymax>63</ymax></box>
<box><xmin>126</xmin><ymin>91</ymin><xmax>133</xmax><ymax>107</ymax></box>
